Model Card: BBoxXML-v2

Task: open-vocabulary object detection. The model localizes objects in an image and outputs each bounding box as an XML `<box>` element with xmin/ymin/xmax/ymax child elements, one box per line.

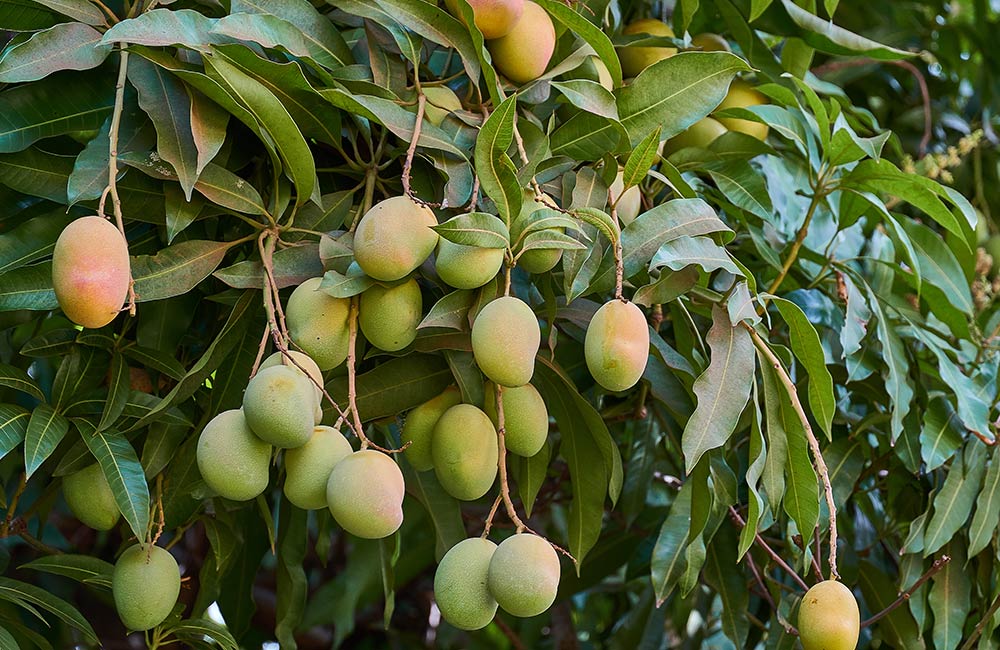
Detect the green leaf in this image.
<box><xmin>474</xmin><ymin>94</ymin><xmax>522</xmax><ymax>225</ymax></box>
<box><xmin>140</xmin><ymin>422</ymin><xmax>188</xmax><ymax>479</ymax></box>
<box><xmin>0</xmin><ymin>363</ymin><xmax>44</xmax><ymax>401</ymax></box>
<box><xmin>535</xmin><ymin>0</ymin><xmax>622</xmax><ymax>87</ymax></box>
<box><xmin>131</xmin><ymin>240</ymin><xmax>238</xmax><ymax>303</ymax></box>
<box><xmin>928</xmin><ymin>544</ymin><xmax>970</xmax><ymax>650</ymax></box>
<box><xmin>213</xmin><ymin>242</ymin><xmax>322</xmax><ymax>290</ymax></box>
<box><xmin>326</xmin><ymin>355</ymin><xmax>453</xmax><ymax>422</ymax></box>
<box><xmin>102</xmin><ymin>9</ymin><xmax>222</xmax><ymax>49</ymax></box>
<box><xmin>127</xmin><ymin>55</ymin><xmax>200</xmax><ymax>199</ymax></box>
<box><xmin>779</xmin><ymin>0</ymin><xmax>913</xmax><ymax>60</ymax></box>
<box><xmin>923</xmin><ymin>443</ymin><xmax>986</xmax><ymax>555</ymax></box>
<box><xmin>681</xmin><ymin>306</ymin><xmax>755</xmax><ymax>471</ymax></box>
<box><xmin>739</xmin><ymin>387</ymin><xmax>767</xmax><ymax>558</ymax></box>
<box><xmin>703</xmin><ymin>523</ymin><xmax>749</xmax><ymax>647</ymax></box>
<box><xmin>275</xmin><ymin>500</ymin><xmax>308</xmax><ymax>648</ymax></box>
<box><xmin>78</xmin><ymin>422</ymin><xmax>150</xmax><ymax>541</ymax></box>
<box><xmin>651</xmin><ymin>482</ymin><xmax>692</xmax><ymax>604</ymax></box>
<box><xmin>704</xmin><ymin>160</ymin><xmax>774</xmax><ymax>221</ymax></box>
<box><xmin>212</xmin><ymin>13</ymin><xmax>345</xmax><ymax>71</ymax></box>
<box><xmin>31</xmin><ymin>0</ymin><xmax>105</xmax><ymax>26</ymax></box>
<box><xmin>20</xmin><ymin>554</ymin><xmax>114</xmax><ymax>589</ymax></box>
<box><xmin>24</xmin><ymin>404</ymin><xmax>70</xmax><ymax>478</ymax></box>
<box><xmin>516</xmin><ymin>441</ymin><xmax>551</xmax><ymax>518</ymax></box>
<box><xmin>0</xmin><ymin>69</ymin><xmax>113</xmax><ymax>153</ymax></box>
<box><xmin>857</xmin><ymin>560</ymin><xmax>925</xmax><ymax>649</ymax></box>
<box><xmin>318</xmin><ymin>269</ymin><xmax>375</xmax><ymax>299</ymax></box>
<box><xmin>0</xmin><ymin>577</ymin><xmax>97</xmax><ymax>644</ymax></box>
<box><xmin>432</xmin><ymin>212</ymin><xmax>509</xmax><ymax>248</ymax></box>
<box><xmin>0</xmin><ymin>209</ymin><xmax>74</xmax><ymax>274</ymax></box>
<box><xmin>650</xmin><ymin>236</ymin><xmax>743</xmax><ymax>277</ymax></box>
<box><xmin>620</xmin><ymin>126</ymin><xmax>661</xmax><ymax>190</ymax></box>
<box><xmin>771</xmin><ymin>297</ymin><xmax>835</xmax><ymax>438</ymax></box>
<box><xmin>204</xmin><ymin>53</ymin><xmax>315</xmax><ymax>205</ymax></box>
<box><xmin>0</xmin><ymin>23</ymin><xmax>110</xmax><ymax>83</ymax></box>
<box><xmin>122</xmin><ymin>152</ymin><xmax>267</xmax><ymax>215</ymax></box>
<box><xmin>896</xmin><ymin>218</ymin><xmax>973</xmax><ymax>314</ymax></box>
<box><xmin>399</xmin><ymin>457</ymin><xmax>465</xmax><ymax>561</ymax></box>
<box><xmin>163</xmin><ymin>619</ymin><xmax>239</xmax><ymax>650</ymax></box>
<box><xmin>0</xmin><ymin>261</ymin><xmax>58</xmax><ymax>311</ymax></box>
<box><xmin>550</xmin><ymin>80</ymin><xmax>619</xmax><ymax>120</ymax></box>
<box><xmin>968</xmin><ymin>445</ymin><xmax>1000</xmax><ymax>557</ymax></box>
<box><xmin>96</xmin><ymin>353</ymin><xmax>129</xmax><ymax>433</ymax></box>
<box><xmin>230</xmin><ymin>0</ymin><xmax>353</xmax><ymax>67</ymax></box>
<box><xmin>616</xmin><ymin>52</ymin><xmax>751</xmax><ymax>145</ymax></box>
<box><xmin>863</xmin><ymin>281</ymin><xmax>913</xmax><ymax>442</ymax></box>
<box><xmin>919</xmin><ymin>396</ymin><xmax>963</xmax><ymax>471</ymax></box>
<box><xmin>418</xmin><ymin>290</ymin><xmax>474</xmax><ymax>331</ymax></box>
<box><xmin>0</xmin><ymin>405</ymin><xmax>30</xmax><ymax>461</ymax></box>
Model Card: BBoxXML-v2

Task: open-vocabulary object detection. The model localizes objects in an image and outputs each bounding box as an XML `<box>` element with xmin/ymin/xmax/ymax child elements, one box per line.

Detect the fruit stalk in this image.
<box><xmin>745</xmin><ymin>324</ymin><xmax>840</xmax><ymax>579</ymax></box>
<box><xmin>401</xmin><ymin>92</ymin><xmax>425</xmax><ymax>201</ymax></box>
<box><xmin>728</xmin><ymin>506</ymin><xmax>810</xmax><ymax>592</ymax></box>
<box><xmin>100</xmin><ymin>48</ymin><xmax>137</xmax><ymax>316</ymax></box>
<box><xmin>493</xmin><ymin>383</ymin><xmax>527</xmax><ymax>533</ymax></box>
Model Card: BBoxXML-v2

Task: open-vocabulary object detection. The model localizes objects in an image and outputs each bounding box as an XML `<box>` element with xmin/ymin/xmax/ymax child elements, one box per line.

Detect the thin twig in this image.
<box><xmin>960</xmin><ymin>584</ymin><xmax>1000</xmax><ymax>650</ymax></box>
<box><xmin>104</xmin><ymin>49</ymin><xmax>137</xmax><ymax>316</ymax></box>
<box><xmin>745</xmin><ymin>325</ymin><xmax>839</xmax><ymax>580</ymax></box>
<box><xmin>150</xmin><ymin>474</ymin><xmax>165</xmax><ymax>546</ymax></box>
<box><xmin>748</xmin><ymin>325</ymin><xmax>839</xmax><ymax>575</ymax></box>
<box><xmin>1</xmin><ymin>473</ymin><xmax>27</xmax><ymax>536</ymax></box>
<box><xmin>729</xmin><ymin>506</ymin><xmax>810</xmax><ymax>592</ymax></box>
<box><xmin>401</xmin><ymin>93</ymin><xmax>425</xmax><ymax>199</ymax></box>
<box><xmin>764</xmin><ymin>187</ymin><xmax>824</xmax><ymax>301</ymax></box>
<box><xmin>494</xmin><ymin>384</ymin><xmax>525</xmax><ymax>533</ymax></box>
<box><xmin>481</xmin><ymin>494</ymin><xmax>503</xmax><ymax>538</ymax></box>
<box><xmin>863</xmin><ymin>555</ymin><xmax>950</xmax><ymax>628</ymax></box>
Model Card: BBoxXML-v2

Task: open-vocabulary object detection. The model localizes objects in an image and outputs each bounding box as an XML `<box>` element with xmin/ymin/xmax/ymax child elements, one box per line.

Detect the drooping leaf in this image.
<box><xmin>0</xmin><ymin>23</ymin><xmax>110</xmax><ymax>83</ymax></box>
<box><xmin>474</xmin><ymin>93</ymin><xmax>522</xmax><ymax>226</ymax></box>
<box><xmin>23</xmin><ymin>404</ymin><xmax>70</xmax><ymax>478</ymax></box>
<box><xmin>771</xmin><ymin>297</ymin><xmax>836</xmax><ymax>438</ymax></box>
<box><xmin>78</xmin><ymin>421</ymin><xmax>150</xmax><ymax>541</ymax></box>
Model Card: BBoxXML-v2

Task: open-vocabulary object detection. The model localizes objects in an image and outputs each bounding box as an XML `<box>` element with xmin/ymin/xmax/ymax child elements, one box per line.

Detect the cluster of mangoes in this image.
<box><xmin>445</xmin><ymin>0</ymin><xmax>555</xmax><ymax>83</ymax></box>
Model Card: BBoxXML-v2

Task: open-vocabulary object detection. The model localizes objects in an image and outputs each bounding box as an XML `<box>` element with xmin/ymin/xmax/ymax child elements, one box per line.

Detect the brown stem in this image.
<box><xmin>346</xmin><ymin>297</ymin><xmax>369</xmax><ymax>450</ymax></box>
<box><xmin>729</xmin><ymin>506</ymin><xmax>810</xmax><ymax>592</ymax></box>
<box><xmin>611</xmin><ymin>205</ymin><xmax>624</xmax><ymax>301</ymax></box>
<box><xmin>494</xmin><ymin>384</ymin><xmax>525</xmax><ymax>533</ymax></box>
<box><xmin>101</xmin><ymin>49</ymin><xmax>137</xmax><ymax>316</ymax></box>
<box><xmin>764</xmin><ymin>188</ymin><xmax>824</xmax><ymax>301</ymax></box>
<box><xmin>481</xmin><ymin>494</ymin><xmax>503</xmax><ymax>538</ymax></box>
<box><xmin>863</xmin><ymin>555</ymin><xmax>950</xmax><ymax>628</ymax></box>
<box><xmin>466</xmin><ymin>174</ymin><xmax>480</xmax><ymax>212</ymax></box>
<box><xmin>960</xmin><ymin>583</ymin><xmax>1000</xmax><ymax>650</ymax></box>
<box><xmin>492</xmin><ymin>615</ymin><xmax>527</xmax><ymax>650</ymax></box>
<box><xmin>745</xmin><ymin>325</ymin><xmax>839</xmax><ymax>580</ymax></box>
<box><xmin>401</xmin><ymin>93</ymin><xmax>425</xmax><ymax>199</ymax></box>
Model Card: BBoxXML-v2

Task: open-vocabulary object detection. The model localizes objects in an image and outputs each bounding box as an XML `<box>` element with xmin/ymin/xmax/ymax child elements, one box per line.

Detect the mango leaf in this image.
<box><xmin>651</xmin><ymin>482</ymin><xmax>693</xmax><ymax>604</ymax></box>
<box><xmin>681</xmin><ymin>305</ymin><xmax>755</xmax><ymax>472</ymax></box>
<box><xmin>474</xmin><ymin>94</ymin><xmax>522</xmax><ymax>226</ymax></box>
<box><xmin>326</xmin><ymin>355</ymin><xmax>453</xmax><ymax>422</ymax></box>
<box><xmin>704</xmin><ymin>524</ymin><xmax>749</xmax><ymax>647</ymax></box>
<box><xmin>968</xmin><ymin>444</ymin><xmax>1000</xmax><ymax>557</ymax></box>
<box><xmin>857</xmin><ymin>560</ymin><xmax>925</xmax><ymax>649</ymax></box>
<box><xmin>20</xmin><ymin>554</ymin><xmax>114</xmax><ymax>589</ymax></box>
<box><xmin>131</xmin><ymin>240</ymin><xmax>238</xmax><ymax>302</ymax></box>
<box><xmin>779</xmin><ymin>0</ymin><xmax>913</xmax><ymax>60</ymax></box>
<box><xmin>163</xmin><ymin>619</ymin><xmax>239</xmax><ymax>650</ymax></box>
<box><xmin>0</xmin><ymin>23</ymin><xmax>110</xmax><ymax>83</ymax></box>
<box><xmin>213</xmin><ymin>243</ymin><xmax>323</xmax><ymax>290</ymax></box>
<box><xmin>102</xmin><ymin>9</ymin><xmax>223</xmax><ymax>49</ymax></box>
<box><xmin>399</xmin><ymin>456</ymin><xmax>466</xmax><ymax>561</ymax></box>
<box><xmin>920</xmin><ymin>396</ymin><xmax>963</xmax><ymax>471</ymax></box>
<box><xmin>620</xmin><ymin>126</ymin><xmax>661</xmax><ymax>190</ymax></box>
<box><xmin>0</xmin><ymin>363</ymin><xmax>44</xmax><ymax>402</ymax></box>
<box><xmin>923</xmin><ymin>443</ymin><xmax>986</xmax><ymax>555</ymax></box>
<box><xmin>0</xmin><ymin>405</ymin><xmax>30</xmax><ymax>461</ymax></box>
<box><xmin>536</xmin><ymin>0</ymin><xmax>622</xmax><ymax>87</ymax></box>
<box><xmin>318</xmin><ymin>269</ymin><xmax>375</xmax><ymax>298</ymax></box>
<box><xmin>96</xmin><ymin>353</ymin><xmax>129</xmax><ymax>433</ymax></box>
<box><xmin>77</xmin><ymin>422</ymin><xmax>150</xmax><ymax>541</ymax></box>
<box><xmin>32</xmin><ymin>0</ymin><xmax>105</xmax><ymax>26</ymax></box>
<box><xmin>127</xmin><ymin>55</ymin><xmax>200</xmax><ymax>199</ymax></box>
<box><xmin>616</xmin><ymin>52</ymin><xmax>751</xmax><ymax>145</ymax></box>
<box><xmin>704</xmin><ymin>160</ymin><xmax>774</xmax><ymax>221</ymax></box>
<box><xmin>275</xmin><ymin>500</ymin><xmax>307</xmax><ymax>648</ymax></box>
<box><xmin>432</xmin><ymin>212</ymin><xmax>509</xmax><ymax>248</ymax></box>
<box><xmin>418</xmin><ymin>291</ymin><xmax>474</xmax><ymax>331</ymax></box>
<box><xmin>551</xmin><ymin>80</ymin><xmax>619</xmax><ymax>120</ymax></box>
<box><xmin>516</xmin><ymin>441</ymin><xmax>551</xmax><ymax>518</ymax></box>
<box><xmin>0</xmin><ymin>69</ymin><xmax>113</xmax><ymax>153</ymax></box>
<box><xmin>24</xmin><ymin>404</ymin><xmax>70</xmax><ymax>478</ymax></box>
<box><xmin>0</xmin><ymin>578</ymin><xmax>97</xmax><ymax>644</ymax></box>
<box><xmin>650</xmin><ymin>236</ymin><xmax>743</xmax><ymax>276</ymax></box>
<box><xmin>928</xmin><ymin>544</ymin><xmax>970</xmax><ymax>650</ymax></box>
<box><xmin>230</xmin><ymin>0</ymin><xmax>353</xmax><ymax>67</ymax></box>
<box><xmin>770</xmin><ymin>297</ymin><xmax>836</xmax><ymax>438</ymax></box>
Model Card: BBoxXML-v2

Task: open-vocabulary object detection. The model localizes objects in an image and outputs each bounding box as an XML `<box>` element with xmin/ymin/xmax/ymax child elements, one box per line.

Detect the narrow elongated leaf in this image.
<box><xmin>231</xmin><ymin>0</ymin><xmax>353</xmax><ymax>67</ymax></box>
<box><xmin>651</xmin><ymin>482</ymin><xmax>692</xmax><ymax>604</ymax></box>
<box><xmin>650</xmin><ymin>236</ymin><xmax>743</xmax><ymax>276</ymax></box>
<box><xmin>0</xmin><ymin>261</ymin><xmax>58</xmax><ymax>311</ymax></box>
<box><xmin>432</xmin><ymin>212</ymin><xmax>509</xmax><ymax>248</ymax></box>
<box><xmin>326</xmin><ymin>355</ymin><xmax>453</xmax><ymax>422</ymax></box>
<box><xmin>212</xmin><ymin>13</ymin><xmax>344</xmax><ymax>70</ymax></box>
<box><xmin>20</xmin><ymin>554</ymin><xmax>114</xmax><ymax>588</ymax></box>
<box><xmin>98</xmin><ymin>353</ymin><xmax>129</xmax><ymax>432</ymax></box>
<box><xmin>0</xmin><ymin>578</ymin><xmax>97</xmax><ymax>643</ymax></box>
<box><xmin>779</xmin><ymin>0</ymin><xmax>912</xmax><ymax>59</ymax></box>
<box><xmin>924</xmin><ymin>444</ymin><xmax>986</xmax><ymax>555</ymax></box>
<box><xmin>0</xmin><ymin>363</ymin><xmax>44</xmax><ymax>401</ymax></box>
<box><xmin>551</xmin><ymin>80</ymin><xmax>619</xmax><ymax>120</ymax></box>
<box><xmin>0</xmin><ymin>405</ymin><xmax>30</xmax><ymax>461</ymax></box>
<box><xmin>102</xmin><ymin>9</ymin><xmax>222</xmax><ymax>49</ymax></box>
<box><xmin>128</xmin><ymin>55</ymin><xmax>200</xmax><ymax>199</ymax></box>
<box><xmin>621</xmin><ymin>127</ymin><xmax>661</xmax><ymax>189</ymax></box>
<box><xmin>771</xmin><ymin>297</ymin><xmax>835</xmax><ymax>438</ymax></box>
<box><xmin>682</xmin><ymin>306</ymin><xmax>754</xmax><ymax>471</ymax></box>
<box><xmin>857</xmin><ymin>561</ymin><xmax>925</xmax><ymax>649</ymax></box>
<box><xmin>704</xmin><ymin>524</ymin><xmax>749</xmax><ymax>646</ymax></box>
<box><xmin>705</xmin><ymin>160</ymin><xmax>774</xmax><ymax>221</ymax></box>
<box><xmin>24</xmin><ymin>405</ymin><xmax>70</xmax><ymax>478</ymax></box>
<box><xmin>969</xmin><ymin>445</ymin><xmax>1000</xmax><ymax>556</ymax></box>
<box><xmin>929</xmin><ymin>544</ymin><xmax>970</xmax><ymax>650</ymax></box>
<box><xmin>275</xmin><ymin>501</ymin><xmax>307</xmax><ymax>647</ymax></box>
<box><xmin>0</xmin><ymin>23</ymin><xmax>110</xmax><ymax>83</ymax></box>
<box><xmin>0</xmin><ymin>209</ymin><xmax>74</xmax><ymax>274</ymax></box>
<box><xmin>474</xmin><ymin>94</ymin><xmax>521</xmax><ymax>225</ymax></box>
<box><xmin>616</xmin><ymin>52</ymin><xmax>751</xmax><ymax>145</ymax></box>
<box><xmin>32</xmin><ymin>0</ymin><xmax>105</xmax><ymax>25</ymax></box>
<box><xmin>131</xmin><ymin>240</ymin><xmax>238</xmax><ymax>302</ymax></box>
<box><xmin>80</xmin><ymin>423</ymin><xmax>150</xmax><ymax>541</ymax></box>
<box><xmin>0</xmin><ymin>69</ymin><xmax>113</xmax><ymax>153</ymax></box>
<box><xmin>864</xmin><ymin>282</ymin><xmax>913</xmax><ymax>442</ymax></box>
<box><xmin>536</xmin><ymin>0</ymin><xmax>622</xmax><ymax>87</ymax></box>
<box><xmin>399</xmin><ymin>457</ymin><xmax>465</xmax><ymax>561</ymax></box>
<box><xmin>418</xmin><ymin>291</ymin><xmax>474</xmax><ymax>331</ymax></box>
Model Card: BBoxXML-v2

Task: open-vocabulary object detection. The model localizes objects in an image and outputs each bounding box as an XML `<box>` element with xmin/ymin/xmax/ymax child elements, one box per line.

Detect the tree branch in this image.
<box><xmin>729</xmin><ymin>506</ymin><xmax>810</xmax><ymax>592</ymax></box>
<box><xmin>863</xmin><ymin>555</ymin><xmax>950</xmax><ymax>628</ymax></box>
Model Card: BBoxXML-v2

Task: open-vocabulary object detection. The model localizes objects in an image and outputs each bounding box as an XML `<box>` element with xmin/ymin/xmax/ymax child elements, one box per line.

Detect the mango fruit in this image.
<box><xmin>353</xmin><ymin>196</ymin><xmax>438</xmax><ymax>281</ymax></box>
<box><xmin>484</xmin><ymin>382</ymin><xmax>548</xmax><ymax>457</ymax></box>
<box><xmin>691</xmin><ymin>32</ymin><xmax>729</xmax><ymax>52</ymax></box>
<box><xmin>585</xmin><ymin>300</ymin><xmax>649</xmax><ymax>391</ymax></box>
<box><xmin>283</xmin><ymin>426</ymin><xmax>353</xmax><ymax>510</ymax></box>
<box><xmin>402</xmin><ymin>386</ymin><xmax>463</xmax><ymax>471</ymax></box>
<box><xmin>260</xmin><ymin>350</ymin><xmax>324</xmax><ymax>424</ymax></box>
<box><xmin>488</xmin><ymin>2</ymin><xmax>555</xmax><ymax>84</ymax></box>
<box><xmin>432</xmin><ymin>404</ymin><xmax>499</xmax><ymax>500</ymax></box>
<box><xmin>434</xmin><ymin>537</ymin><xmax>499</xmax><ymax>630</ymax></box>
<box><xmin>113</xmin><ymin>544</ymin><xmax>181</xmax><ymax>631</ymax></box>
<box><xmin>63</xmin><ymin>463</ymin><xmax>119</xmax><ymax>531</ymax></box>
<box><xmin>359</xmin><ymin>277</ymin><xmax>422</xmax><ymax>352</ymax></box>
<box><xmin>798</xmin><ymin>580</ymin><xmax>860</xmax><ymax>650</ymax></box>
<box><xmin>435</xmin><ymin>238</ymin><xmax>505</xmax><ymax>289</ymax></box>
<box><xmin>618</xmin><ymin>18</ymin><xmax>675</xmax><ymax>78</ymax></box>
<box><xmin>327</xmin><ymin>450</ymin><xmax>405</xmax><ymax>539</ymax></box>
<box><xmin>472</xmin><ymin>296</ymin><xmax>540</xmax><ymax>387</ymax></box>
<box><xmin>444</xmin><ymin>0</ymin><xmax>524</xmax><ymax>39</ymax></box>
<box><xmin>664</xmin><ymin>116</ymin><xmax>728</xmax><ymax>154</ymax></box>
<box><xmin>488</xmin><ymin>533</ymin><xmax>560</xmax><ymax>617</ymax></box>
<box><xmin>52</xmin><ymin>216</ymin><xmax>130</xmax><ymax>328</ymax></box>
<box><xmin>286</xmin><ymin>277</ymin><xmax>350</xmax><ymax>370</ymax></box>
<box><xmin>243</xmin><ymin>365</ymin><xmax>316</xmax><ymax>448</ymax></box>
<box><xmin>197</xmin><ymin>409</ymin><xmax>272</xmax><ymax>501</ymax></box>
<box><xmin>609</xmin><ymin>169</ymin><xmax>642</xmax><ymax>225</ymax></box>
